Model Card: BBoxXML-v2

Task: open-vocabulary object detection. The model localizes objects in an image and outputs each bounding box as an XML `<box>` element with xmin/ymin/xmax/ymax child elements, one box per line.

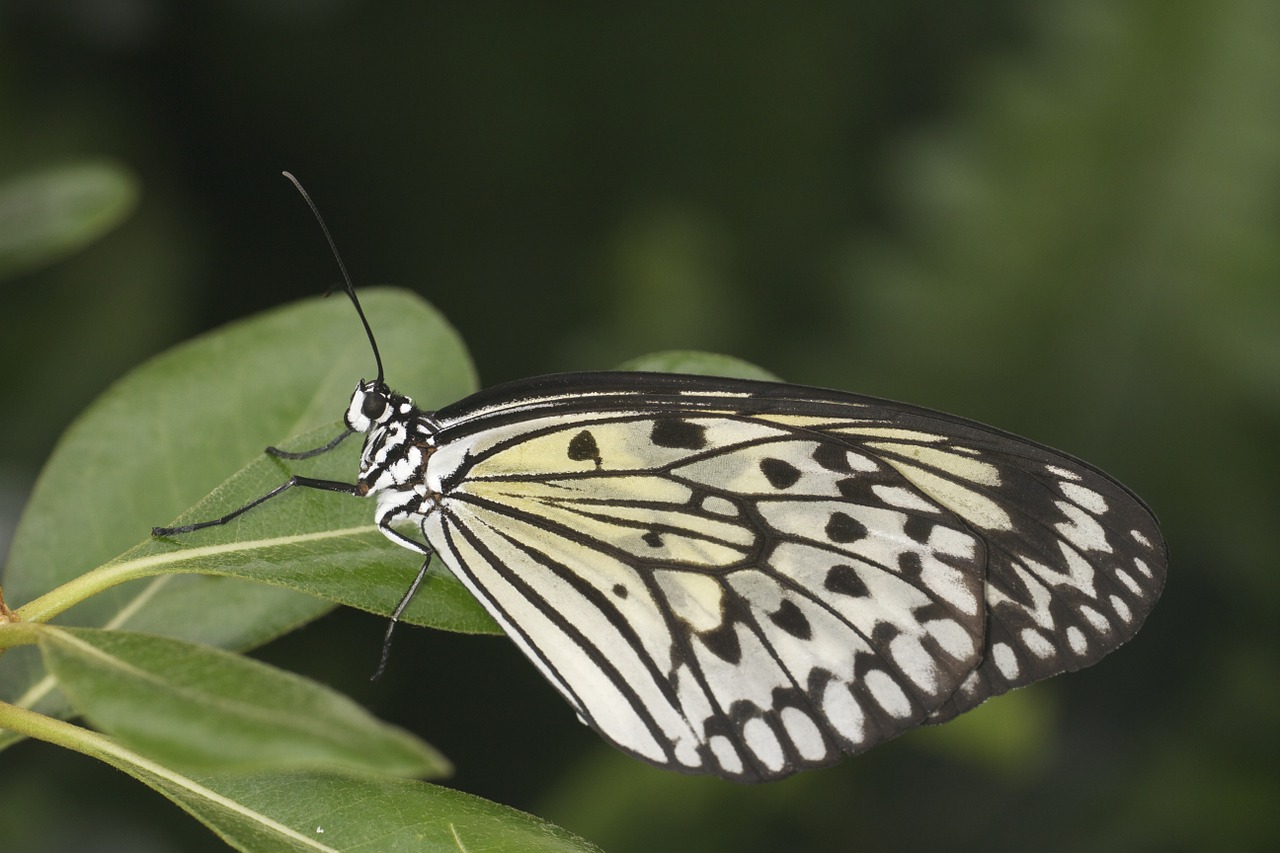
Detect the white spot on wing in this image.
<box><xmin>1116</xmin><ymin>568</ymin><xmax>1142</xmax><ymax>596</ymax></box>
<box><xmin>1133</xmin><ymin>557</ymin><xmax>1153</xmax><ymax>579</ymax></box>
<box><xmin>1131</xmin><ymin>529</ymin><xmax>1153</xmax><ymax>548</ymax></box>
<box><xmin>709</xmin><ymin>735</ymin><xmax>743</xmax><ymax>775</ymax></box>
<box><xmin>1060</xmin><ymin>482</ymin><xmax>1109</xmax><ymax>514</ymax></box>
<box><xmin>1067</xmin><ymin>626</ymin><xmax>1088</xmax><ymax>655</ymax></box>
<box><xmin>993</xmin><ymin>642</ymin><xmax>1019</xmax><ymax>679</ymax></box>
<box><xmin>1055</xmin><ymin>501</ymin><xmax>1113</xmax><ymax>553</ymax></box>
<box><xmin>889</xmin><ymin>634</ymin><xmax>937</xmax><ymax>693</ymax></box>
<box><xmin>925</xmin><ymin>618</ymin><xmax>975</xmax><ymax>661</ymax></box>
<box><xmin>927</xmin><ymin>525</ymin><xmax>978</xmax><ymax>560</ymax></box>
<box><xmin>872</xmin><ymin>484</ymin><xmax>937</xmax><ymax>513</ymax></box>
<box><xmin>1079</xmin><ymin>604</ymin><xmax>1110</xmax><ymax>633</ymax></box>
<box><xmin>673</xmin><ymin>731</ymin><xmax>702</xmax><ymax>768</ymax></box>
<box><xmin>1110</xmin><ymin>594</ymin><xmax>1133</xmax><ymax>623</ymax></box>
<box><xmin>1047</xmin><ymin>465</ymin><xmax>1082</xmax><ymax>481</ymax></box>
<box><xmin>743</xmin><ymin>718</ymin><xmax>786</xmax><ymax>772</ymax></box>
<box><xmin>822</xmin><ymin>680</ymin><xmax>865</xmax><ymax>744</ymax></box>
<box><xmin>781</xmin><ymin>707</ymin><xmax>827</xmax><ymax>761</ymax></box>
<box><xmin>845</xmin><ymin>452</ymin><xmax>881</xmax><ymax>472</ymax></box>
<box><xmin>702</xmin><ymin>495</ymin><xmax>738</xmax><ymax>516</ymax></box>
<box><xmin>865</xmin><ymin>670</ymin><xmax>912</xmax><ymax>718</ymax></box>
<box><xmin>1020</xmin><ymin>628</ymin><xmax>1056</xmax><ymax>660</ymax></box>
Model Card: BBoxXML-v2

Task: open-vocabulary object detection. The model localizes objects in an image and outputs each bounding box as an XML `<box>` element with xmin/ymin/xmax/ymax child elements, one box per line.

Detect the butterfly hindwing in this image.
<box><xmin>419</xmin><ymin>373</ymin><xmax>1165</xmax><ymax>780</ymax></box>
<box><xmin>822</xmin><ymin>408</ymin><xmax>1165</xmax><ymax>721</ymax></box>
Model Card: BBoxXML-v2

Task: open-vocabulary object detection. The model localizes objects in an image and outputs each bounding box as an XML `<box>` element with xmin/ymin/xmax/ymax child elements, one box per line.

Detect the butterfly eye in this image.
<box><xmin>361</xmin><ymin>392</ymin><xmax>388</xmax><ymax>420</ymax></box>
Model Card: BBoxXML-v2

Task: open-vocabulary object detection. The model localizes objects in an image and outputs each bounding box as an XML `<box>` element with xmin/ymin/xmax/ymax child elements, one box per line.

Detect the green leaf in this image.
<box><xmin>0</xmin><ymin>703</ymin><xmax>600</xmax><ymax>853</ymax></box>
<box><xmin>615</xmin><ymin>349</ymin><xmax>781</xmax><ymax>381</ymax></box>
<box><xmin>0</xmin><ymin>161</ymin><xmax>138</xmax><ymax>278</ymax></box>
<box><xmin>1</xmin><ymin>289</ymin><xmax>486</xmax><ymax>719</ymax></box>
<box><xmin>195</xmin><ymin>772</ymin><xmax>603</xmax><ymax>853</ymax></box>
<box><xmin>39</xmin><ymin>626</ymin><xmax>449</xmax><ymax>777</ymax></box>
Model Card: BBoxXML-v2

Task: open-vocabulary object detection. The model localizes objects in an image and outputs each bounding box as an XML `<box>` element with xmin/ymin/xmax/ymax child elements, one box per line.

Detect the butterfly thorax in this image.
<box><xmin>344</xmin><ymin>380</ymin><xmax>441</xmax><ymax>525</ymax></box>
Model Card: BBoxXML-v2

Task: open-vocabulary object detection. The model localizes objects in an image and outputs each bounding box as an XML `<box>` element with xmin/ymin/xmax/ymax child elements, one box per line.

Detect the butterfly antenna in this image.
<box><xmin>281</xmin><ymin>171</ymin><xmax>385</xmax><ymax>384</ymax></box>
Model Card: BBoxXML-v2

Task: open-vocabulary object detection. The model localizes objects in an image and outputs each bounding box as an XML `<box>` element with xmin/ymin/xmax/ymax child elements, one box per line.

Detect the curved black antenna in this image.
<box><xmin>281</xmin><ymin>171</ymin><xmax>385</xmax><ymax>384</ymax></box>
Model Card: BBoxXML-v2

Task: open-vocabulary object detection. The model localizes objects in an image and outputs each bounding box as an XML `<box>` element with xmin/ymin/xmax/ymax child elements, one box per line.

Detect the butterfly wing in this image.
<box><xmin>422</xmin><ymin>372</ymin><xmax>1166</xmax><ymax>781</ymax></box>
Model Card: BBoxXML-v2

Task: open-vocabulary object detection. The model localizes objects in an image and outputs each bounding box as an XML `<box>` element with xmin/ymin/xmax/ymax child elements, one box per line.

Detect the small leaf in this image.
<box><xmin>615</xmin><ymin>349</ymin><xmax>781</xmax><ymax>381</ymax></box>
<box><xmin>0</xmin><ymin>161</ymin><xmax>138</xmax><ymax>278</ymax></box>
<box><xmin>40</xmin><ymin>626</ymin><xmax>449</xmax><ymax>777</ymax></box>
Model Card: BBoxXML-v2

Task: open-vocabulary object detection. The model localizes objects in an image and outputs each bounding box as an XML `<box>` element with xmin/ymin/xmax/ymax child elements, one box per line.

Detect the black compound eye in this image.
<box><xmin>361</xmin><ymin>391</ymin><xmax>388</xmax><ymax>420</ymax></box>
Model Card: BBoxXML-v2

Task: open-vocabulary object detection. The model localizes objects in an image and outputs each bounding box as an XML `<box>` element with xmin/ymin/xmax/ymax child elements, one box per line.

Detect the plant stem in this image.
<box><xmin>0</xmin><ymin>619</ymin><xmax>45</xmax><ymax>650</ymax></box>
<box><xmin>13</xmin><ymin>559</ymin><xmax>159</xmax><ymax>624</ymax></box>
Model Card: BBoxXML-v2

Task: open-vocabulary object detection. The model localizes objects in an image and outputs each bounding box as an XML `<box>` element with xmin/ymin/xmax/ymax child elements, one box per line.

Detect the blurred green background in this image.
<box><xmin>2</xmin><ymin>1</ymin><xmax>1277</xmax><ymax>851</ymax></box>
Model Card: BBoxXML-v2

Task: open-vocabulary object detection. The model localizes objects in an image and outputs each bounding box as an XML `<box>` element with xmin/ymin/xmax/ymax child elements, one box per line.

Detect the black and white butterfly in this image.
<box><xmin>155</xmin><ymin>182</ymin><xmax>1166</xmax><ymax>782</ymax></box>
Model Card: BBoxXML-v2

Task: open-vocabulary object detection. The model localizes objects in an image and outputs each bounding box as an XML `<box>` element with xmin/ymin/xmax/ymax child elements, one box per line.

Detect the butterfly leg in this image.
<box><xmin>151</xmin><ymin>475</ymin><xmax>361</xmax><ymax>536</ymax></box>
<box><xmin>265</xmin><ymin>427</ymin><xmax>354</xmax><ymax>460</ymax></box>
<box><xmin>372</xmin><ymin>530</ymin><xmax>436</xmax><ymax>680</ymax></box>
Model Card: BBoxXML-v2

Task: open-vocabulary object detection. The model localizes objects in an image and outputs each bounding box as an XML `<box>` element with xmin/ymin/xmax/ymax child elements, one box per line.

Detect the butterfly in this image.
<box><xmin>155</xmin><ymin>179</ymin><xmax>1166</xmax><ymax>782</ymax></box>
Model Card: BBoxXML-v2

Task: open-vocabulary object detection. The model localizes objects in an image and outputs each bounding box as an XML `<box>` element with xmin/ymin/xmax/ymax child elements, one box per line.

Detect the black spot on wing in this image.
<box><xmin>812</xmin><ymin>442</ymin><xmax>852</xmax><ymax>473</ymax></box>
<box><xmin>701</xmin><ymin>621</ymin><xmax>742</xmax><ymax>664</ymax></box>
<box><xmin>825</xmin><ymin>511</ymin><xmax>867</xmax><ymax>543</ymax></box>
<box><xmin>902</xmin><ymin>514</ymin><xmax>936</xmax><ymax>545</ymax></box>
<box><xmin>897</xmin><ymin>550</ymin><xmax>923</xmax><ymax>579</ymax></box>
<box><xmin>825</xmin><ymin>564</ymin><xmax>869</xmax><ymax>598</ymax></box>
<box><xmin>759</xmin><ymin>457</ymin><xmax>802</xmax><ymax>489</ymax></box>
<box><xmin>567</xmin><ymin>429</ymin><xmax>603</xmax><ymax>467</ymax></box>
<box><xmin>769</xmin><ymin>598</ymin><xmax>812</xmax><ymax>639</ymax></box>
<box><xmin>642</xmin><ymin>530</ymin><xmax>664</xmax><ymax>548</ymax></box>
<box><xmin>650</xmin><ymin>418</ymin><xmax>708</xmax><ymax>450</ymax></box>
<box><xmin>835</xmin><ymin>476</ymin><xmax>879</xmax><ymax>504</ymax></box>
<box><xmin>612</xmin><ymin>583</ymin><xmax>628</xmax><ymax>598</ymax></box>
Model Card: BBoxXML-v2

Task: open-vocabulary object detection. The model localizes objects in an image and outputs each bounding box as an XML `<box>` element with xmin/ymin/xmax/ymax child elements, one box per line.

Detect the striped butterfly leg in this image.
<box><xmin>151</xmin><ymin>475</ymin><xmax>362</xmax><ymax>536</ymax></box>
<box><xmin>369</xmin><ymin>522</ymin><xmax>438</xmax><ymax>680</ymax></box>
<box><xmin>152</xmin><ymin>427</ymin><xmax>362</xmax><ymax>536</ymax></box>
<box><xmin>265</xmin><ymin>427</ymin><xmax>354</xmax><ymax>460</ymax></box>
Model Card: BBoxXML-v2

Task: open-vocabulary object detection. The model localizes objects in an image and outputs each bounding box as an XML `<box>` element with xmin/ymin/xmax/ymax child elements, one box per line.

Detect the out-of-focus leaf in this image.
<box><xmin>614</xmin><ymin>350</ymin><xmax>781</xmax><ymax>381</ymax></box>
<box><xmin>0</xmin><ymin>161</ymin><xmax>138</xmax><ymax>278</ymax></box>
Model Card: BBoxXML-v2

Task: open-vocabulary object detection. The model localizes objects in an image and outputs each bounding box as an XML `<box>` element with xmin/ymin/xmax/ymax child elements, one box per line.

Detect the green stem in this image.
<box><xmin>0</xmin><ymin>697</ymin><xmax>110</xmax><ymax>757</ymax></box>
<box><xmin>14</xmin><ymin>558</ymin><xmax>164</xmax><ymax>624</ymax></box>
<box><xmin>13</xmin><ymin>525</ymin><xmax>372</xmax><ymax>624</ymax></box>
<box><xmin>0</xmin><ymin>619</ymin><xmax>45</xmax><ymax>650</ymax></box>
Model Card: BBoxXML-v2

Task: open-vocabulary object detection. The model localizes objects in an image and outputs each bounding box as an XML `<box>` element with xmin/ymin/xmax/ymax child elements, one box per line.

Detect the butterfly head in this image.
<box><xmin>345</xmin><ymin>380</ymin><xmax>401</xmax><ymax>433</ymax></box>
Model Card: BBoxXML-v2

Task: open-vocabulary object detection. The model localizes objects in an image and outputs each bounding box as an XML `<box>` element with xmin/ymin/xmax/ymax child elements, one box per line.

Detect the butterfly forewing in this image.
<box><xmin>419</xmin><ymin>373</ymin><xmax>1166</xmax><ymax>780</ymax></box>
